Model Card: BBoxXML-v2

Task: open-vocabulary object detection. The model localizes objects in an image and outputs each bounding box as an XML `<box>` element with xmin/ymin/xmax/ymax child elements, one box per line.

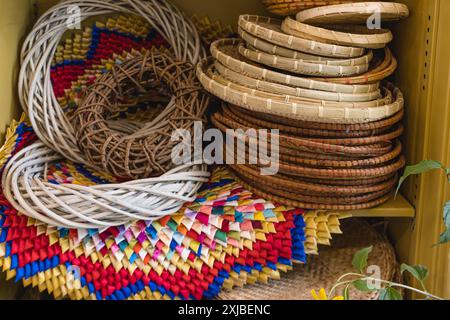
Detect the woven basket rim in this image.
<box><xmin>214</xmin><ymin>61</ymin><xmax>381</xmax><ymax>103</ymax></box>
<box><xmin>282</xmin><ymin>17</ymin><xmax>393</xmax><ymax>49</ymax></box>
<box><xmin>210</xmin><ymin>38</ymin><xmax>380</xmax><ymax>94</ymax></box>
<box><xmin>239</xmin><ymin>27</ymin><xmax>375</xmax><ymax>66</ymax></box>
<box><xmin>238</xmin><ymin>42</ymin><xmax>370</xmax><ymax>77</ymax></box>
<box><xmin>238</xmin><ymin>15</ymin><xmax>365</xmax><ymax>58</ymax></box>
<box><xmin>296</xmin><ymin>2</ymin><xmax>410</xmax><ymax>25</ymax></box>
<box><xmin>206</xmin><ymin>63</ymin><xmax>393</xmax><ymax>109</ymax></box>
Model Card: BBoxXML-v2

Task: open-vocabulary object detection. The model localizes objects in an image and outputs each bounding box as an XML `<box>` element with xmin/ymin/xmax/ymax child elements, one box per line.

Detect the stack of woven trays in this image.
<box><xmin>262</xmin><ymin>0</ymin><xmax>358</xmax><ymax>16</ymax></box>
<box><xmin>197</xmin><ymin>2</ymin><xmax>409</xmax><ymax>210</ymax></box>
<box><xmin>0</xmin><ymin>118</ymin><xmax>349</xmax><ymax>300</ymax></box>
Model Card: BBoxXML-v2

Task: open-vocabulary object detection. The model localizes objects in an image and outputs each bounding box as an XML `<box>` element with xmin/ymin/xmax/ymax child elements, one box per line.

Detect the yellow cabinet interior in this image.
<box><xmin>0</xmin><ymin>0</ymin><xmax>449</xmax><ymax>299</ymax></box>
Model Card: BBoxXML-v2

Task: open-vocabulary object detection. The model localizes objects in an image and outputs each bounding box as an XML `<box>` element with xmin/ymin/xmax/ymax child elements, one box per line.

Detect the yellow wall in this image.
<box><xmin>0</xmin><ymin>0</ymin><xmax>33</xmax><ymax>140</ymax></box>
<box><xmin>0</xmin><ymin>0</ymin><xmax>34</xmax><ymax>298</ymax></box>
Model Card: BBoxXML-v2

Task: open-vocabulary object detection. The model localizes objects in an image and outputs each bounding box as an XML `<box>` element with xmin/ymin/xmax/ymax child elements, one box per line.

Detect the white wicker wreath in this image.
<box><xmin>2</xmin><ymin>142</ymin><xmax>209</xmax><ymax>229</ymax></box>
<box><xmin>4</xmin><ymin>0</ymin><xmax>210</xmax><ymax>229</ymax></box>
<box><xmin>19</xmin><ymin>0</ymin><xmax>205</xmax><ymax>164</ymax></box>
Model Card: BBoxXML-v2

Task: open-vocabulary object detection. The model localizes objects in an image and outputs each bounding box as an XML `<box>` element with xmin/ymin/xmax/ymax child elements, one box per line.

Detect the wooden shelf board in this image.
<box><xmin>347</xmin><ymin>194</ymin><xmax>415</xmax><ymax>218</ymax></box>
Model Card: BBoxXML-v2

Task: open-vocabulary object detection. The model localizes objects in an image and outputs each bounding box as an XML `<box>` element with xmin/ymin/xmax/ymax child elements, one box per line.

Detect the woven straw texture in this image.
<box><xmin>0</xmin><ymin>117</ymin><xmax>352</xmax><ymax>300</ymax></box>
<box><xmin>282</xmin><ymin>17</ymin><xmax>393</xmax><ymax>49</ymax></box>
<box><xmin>199</xmin><ymin>49</ymin><xmax>404</xmax><ymax>124</ymax></box>
<box><xmin>219</xmin><ymin>219</ymin><xmax>397</xmax><ymax>300</ymax></box>
<box><xmin>262</xmin><ymin>0</ymin><xmax>356</xmax><ymax>16</ymax></box>
<box><xmin>238</xmin><ymin>15</ymin><xmax>365</xmax><ymax>58</ymax></box>
<box><xmin>296</xmin><ymin>2</ymin><xmax>410</xmax><ymax>24</ymax></box>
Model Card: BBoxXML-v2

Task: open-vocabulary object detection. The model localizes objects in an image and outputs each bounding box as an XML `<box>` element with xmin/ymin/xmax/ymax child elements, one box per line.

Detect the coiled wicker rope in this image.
<box><xmin>74</xmin><ymin>51</ymin><xmax>209</xmax><ymax>179</ymax></box>
<box><xmin>19</xmin><ymin>0</ymin><xmax>204</xmax><ymax>165</ymax></box>
<box><xmin>2</xmin><ymin>142</ymin><xmax>209</xmax><ymax>229</ymax></box>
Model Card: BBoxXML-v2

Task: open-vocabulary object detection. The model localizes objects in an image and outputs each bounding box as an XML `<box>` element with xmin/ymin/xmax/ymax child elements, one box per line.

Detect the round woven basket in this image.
<box><xmin>238</xmin><ymin>15</ymin><xmax>365</xmax><ymax>58</ymax></box>
<box><xmin>19</xmin><ymin>0</ymin><xmax>205</xmax><ymax>166</ymax></box>
<box><xmin>205</xmin><ymin>63</ymin><xmax>390</xmax><ymax>108</ymax></box>
<box><xmin>210</xmin><ymin>38</ymin><xmax>380</xmax><ymax>94</ymax></box>
<box><xmin>198</xmin><ymin>54</ymin><xmax>404</xmax><ymax>124</ymax></box>
<box><xmin>214</xmin><ymin>61</ymin><xmax>381</xmax><ymax>102</ymax></box>
<box><xmin>238</xmin><ymin>43</ymin><xmax>369</xmax><ymax>77</ymax></box>
<box><xmin>296</xmin><ymin>2</ymin><xmax>410</xmax><ymax>24</ymax></box>
<box><xmin>219</xmin><ymin>219</ymin><xmax>397</xmax><ymax>300</ymax></box>
<box><xmin>282</xmin><ymin>17</ymin><xmax>393</xmax><ymax>49</ymax></box>
<box><xmin>313</xmin><ymin>47</ymin><xmax>398</xmax><ymax>84</ymax></box>
<box><xmin>262</xmin><ymin>0</ymin><xmax>356</xmax><ymax>16</ymax></box>
<box><xmin>239</xmin><ymin>28</ymin><xmax>375</xmax><ymax>67</ymax></box>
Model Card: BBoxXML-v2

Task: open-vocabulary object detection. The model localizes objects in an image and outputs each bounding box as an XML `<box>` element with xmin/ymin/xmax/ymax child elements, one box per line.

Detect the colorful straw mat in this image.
<box><xmin>219</xmin><ymin>219</ymin><xmax>397</xmax><ymax>300</ymax></box>
<box><xmin>50</xmin><ymin>15</ymin><xmax>168</xmax><ymax>111</ymax></box>
<box><xmin>0</xmin><ymin>117</ymin><xmax>346</xmax><ymax>300</ymax></box>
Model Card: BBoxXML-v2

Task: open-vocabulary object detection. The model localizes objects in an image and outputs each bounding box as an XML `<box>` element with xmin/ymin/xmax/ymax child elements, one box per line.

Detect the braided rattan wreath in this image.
<box><xmin>74</xmin><ymin>51</ymin><xmax>208</xmax><ymax>179</ymax></box>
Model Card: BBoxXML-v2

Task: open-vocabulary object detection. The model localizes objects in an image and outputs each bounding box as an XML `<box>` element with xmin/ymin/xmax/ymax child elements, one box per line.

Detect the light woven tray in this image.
<box><xmin>263</xmin><ymin>0</ymin><xmax>356</xmax><ymax>17</ymax></box>
<box><xmin>214</xmin><ymin>61</ymin><xmax>382</xmax><ymax>102</ymax></box>
<box><xmin>238</xmin><ymin>42</ymin><xmax>369</xmax><ymax>77</ymax></box>
<box><xmin>238</xmin><ymin>15</ymin><xmax>365</xmax><ymax>58</ymax></box>
<box><xmin>282</xmin><ymin>17</ymin><xmax>393</xmax><ymax>49</ymax></box>
<box><xmin>210</xmin><ymin>39</ymin><xmax>379</xmax><ymax>94</ymax></box>
<box><xmin>239</xmin><ymin>28</ymin><xmax>374</xmax><ymax>66</ymax></box>
<box><xmin>198</xmin><ymin>56</ymin><xmax>404</xmax><ymax>124</ymax></box>
<box><xmin>206</xmin><ymin>63</ymin><xmax>392</xmax><ymax>109</ymax></box>
<box><xmin>296</xmin><ymin>2</ymin><xmax>410</xmax><ymax>24</ymax></box>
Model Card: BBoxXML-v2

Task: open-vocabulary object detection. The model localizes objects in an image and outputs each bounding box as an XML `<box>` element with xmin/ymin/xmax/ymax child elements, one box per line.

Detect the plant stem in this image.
<box><xmin>330</xmin><ymin>276</ymin><xmax>444</xmax><ymax>300</ymax></box>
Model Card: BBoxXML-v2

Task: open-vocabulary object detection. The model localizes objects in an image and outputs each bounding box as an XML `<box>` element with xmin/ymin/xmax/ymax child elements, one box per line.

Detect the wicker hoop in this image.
<box><xmin>239</xmin><ymin>28</ymin><xmax>374</xmax><ymax>66</ymax></box>
<box><xmin>213</xmin><ymin>61</ymin><xmax>381</xmax><ymax>102</ymax></box>
<box><xmin>198</xmin><ymin>56</ymin><xmax>404</xmax><ymax>124</ymax></box>
<box><xmin>282</xmin><ymin>17</ymin><xmax>393</xmax><ymax>49</ymax></box>
<box><xmin>296</xmin><ymin>2</ymin><xmax>410</xmax><ymax>24</ymax></box>
<box><xmin>19</xmin><ymin>0</ymin><xmax>205</xmax><ymax>165</ymax></box>
<box><xmin>1</xmin><ymin>142</ymin><xmax>209</xmax><ymax>229</ymax></box>
<box><xmin>238</xmin><ymin>15</ymin><xmax>365</xmax><ymax>58</ymax></box>
<box><xmin>74</xmin><ymin>51</ymin><xmax>209</xmax><ymax>179</ymax></box>
<box><xmin>238</xmin><ymin>42</ymin><xmax>369</xmax><ymax>77</ymax></box>
<box><xmin>211</xmin><ymin>39</ymin><xmax>380</xmax><ymax>94</ymax></box>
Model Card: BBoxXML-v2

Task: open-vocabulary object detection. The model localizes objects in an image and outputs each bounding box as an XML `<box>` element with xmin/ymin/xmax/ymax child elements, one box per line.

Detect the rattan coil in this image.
<box><xmin>74</xmin><ymin>51</ymin><xmax>209</xmax><ymax>179</ymax></box>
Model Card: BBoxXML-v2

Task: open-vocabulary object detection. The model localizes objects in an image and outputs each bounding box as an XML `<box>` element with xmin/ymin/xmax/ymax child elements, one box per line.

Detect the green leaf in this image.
<box><xmin>353</xmin><ymin>279</ymin><xmax>376</xmax><ymax>292</ymax></box>
<box><xmin>352</xmin><ymin>246</ymin><xmax>373</xmax><ymax>273</ymax></box>
<box><xmin>396</xmin><ymin>160</ymin><xmax>444</xmax><ymax>196</ymax></box>
<box><xmin>437</xmin><ymin>201</ymin><xmax>450</xmax><ymax>245</ymax></box>
<box><xmin>378</xmin><ymin>287</ymin><xmax>403</xmax><ymax>300</ymax></box>
<box><xmin>400</xmin><ymin>264</ymin><xmax>429</xmax><ymax>282</ymax></box>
